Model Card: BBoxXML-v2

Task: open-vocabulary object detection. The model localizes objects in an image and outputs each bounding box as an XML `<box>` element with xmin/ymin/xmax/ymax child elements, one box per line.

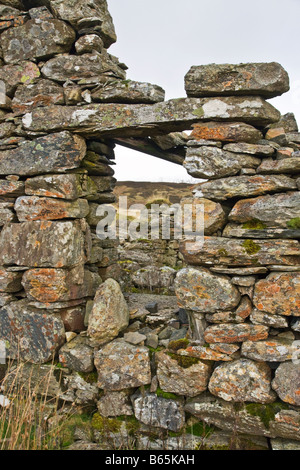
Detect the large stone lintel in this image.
<box><xmin>22</xmin><ymin>96</ymin><xmax>281</xmax><ymax>138</ymax></box>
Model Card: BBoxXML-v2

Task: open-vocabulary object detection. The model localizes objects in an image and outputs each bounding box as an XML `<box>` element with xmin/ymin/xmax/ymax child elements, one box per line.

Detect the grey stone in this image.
<box><xmin>185</xmin><ymin>62</ymin><xmax>289</xmax><ymax>98</ymax></box>
<box><xmin>132</xmin><ymin>392</ymin><xmax>185</xmax><ymax>432</ymax></box>
<box><xmin>87</xmin><ymin>279</ymin><xmax>129</xmax><ymax>346</ymax></box>
<box><xmin>0</xmin><ymin>132</ymin><xmax>86</xmax><ymax>177</ymax></box>
<box><xmin>22</xmin><ymin>96</ymin><xmax>281</xmax><ymax>138</ymax></box>
<box><xmin>272</xmin><ymin>362</ymin><xmax>300</xmax><ymax>406</ymax></box>
<box><xmin>59</xmin><ymin>336</ymin><xmax>94</xmax><ymax>373</ymax></box>
<box><xmin>94</xmin><ymin>339</ymin><xmax>151</xmax><ymax>390</ymax></box>
<box><xmin>0</xmin><ymin>19</ymin><xmax>75</xmax><ymax>63</ymax></box>
<box><xmin>208</xmin><ymin>359</ymin><xmax>276</xmax><ymax>403</ymax></box>
<box><xmin>184</xmin><ymin>146</ymin><xmax>261</xmax><ymax>179</ymax></box>
<box><xmin>0</xmin><ymin>299</ymin><xmax>65</xmax><ymax>363</ymax></box>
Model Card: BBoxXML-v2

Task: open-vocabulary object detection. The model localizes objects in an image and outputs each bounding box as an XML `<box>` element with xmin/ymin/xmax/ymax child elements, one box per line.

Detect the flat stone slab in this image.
<box><xmin>0</xmin><ymin>220</ymin><xmax>90</xmax><ymax>268</ymax></box>
<box><xmin>0</xmin><ymin>299</ymin><xmax>65</xmax><ymax>363</ymax></box>
<box><xmin>91</xmin><ymin>80</ymin><xmax>165</xmax><ymax>104</ymax></box>
<box><xmin>180</xmin><ymin>237</ymin><xmax>300</xmax><ymax>267</ymax></box>
<box><xmin>193</xmin><ymin>175</ymin><xmax>296</xmax><ymax>201</ymax></box>
<box><xmin>185</xmin><ymin>62</ymin><xmax>289</xmax><ymax>98</ymax></box>
<box><xmin>185</xmin><ymin>394</ymin><xmax>300</xmax><ymax>440</ymax></box>
<box><xmin>22</xmin><ymin>96</ymin><xmax>281</xmax><ymax>138</ymax></box>
<box><xmin>241</xmin><ymin>338</ymin><xmax>299</xmax><ymax>362</ymax></box>
<box><xmin>228</xmin><ymin>191</ymin><xmax>300</xmax><ymax>229</ymax></box>
<box><xmin>0</xmin><ymin>131</ymin><xmax>86</xmax><ymax>176</ymax></box>
<box><xmin>14</xmin><ymin>196</ymin><xmax>89</xmax><ymax>221</ymax></box>
<box><xmin>190</xmin><ymin>121</ymin><xmax>262</xmax><ymax>143</ymax></box>
<box><xmin>257</xmin><ymin>156</ymin><xmax>300</xmax><ymax>174</ymax></box>
<box><xmin>204</xmin><ymin>324</ymin><xmax>269</xmax><ymax>344</ymax></box>
<box><xmin>24</xmin><ymin>173</ymin><xmax>97</xmax><ymax>200</ymax></box>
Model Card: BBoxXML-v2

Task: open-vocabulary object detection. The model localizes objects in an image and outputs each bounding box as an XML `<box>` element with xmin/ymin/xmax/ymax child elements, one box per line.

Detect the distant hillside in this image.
<box><xmin>113</xmin><ymin>181</ymin><xmax>194</xmax><ymax>206</ymax></box>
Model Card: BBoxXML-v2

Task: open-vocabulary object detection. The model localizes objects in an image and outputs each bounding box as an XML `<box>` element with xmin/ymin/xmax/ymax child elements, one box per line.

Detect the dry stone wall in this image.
<box><xmin>0</xmin><ymin>0</ymin><xmax>299</xmax><ymax>450</ymax></box>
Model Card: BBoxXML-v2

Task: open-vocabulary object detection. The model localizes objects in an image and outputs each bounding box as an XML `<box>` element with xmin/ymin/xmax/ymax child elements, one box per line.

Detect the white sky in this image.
<box><xmin>107</xmin><ymin>0</ymin><xmax>300</xmax><ymax>183</ymax></box>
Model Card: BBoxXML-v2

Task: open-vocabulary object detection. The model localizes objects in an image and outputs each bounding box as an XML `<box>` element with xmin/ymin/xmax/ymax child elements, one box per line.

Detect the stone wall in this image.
<box><xmin>0</xmin><ymin>0</ymin><xmax>299</xmax><ymax>450</ymax></box>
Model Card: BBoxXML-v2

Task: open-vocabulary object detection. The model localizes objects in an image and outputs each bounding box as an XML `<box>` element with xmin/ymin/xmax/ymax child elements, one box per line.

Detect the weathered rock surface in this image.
<box><xmin>0</xmin><ymin>19</ymin><xmax>75</xmax><ymax>63</ymax></box>
<box><xmin>185</xmin><ymin>394</ymin><xmax>300</xmax><ymax>440</ymax></box>
<box><xmin>156</xmin><ymin>350</ymin><xmax>212</xmax><ymax>397</ymax></box>
<box><xmin>49</xmin><ymin>0</ymin><xmax>117</xmax><ymax>48</ymax></box>
<box><xmin>180</xmin><ymin>237</ymin><xmax>300</xmax><ymax>267</ymax></box>
<box><xmin>241</xmin><ymin>338</ymin><xmax>299</xmax><ymax>362</ymax></box>
<box><xmin>132</xmin><ymin>391</ymin><xmax>185</xmax><ymax>432</ymax></box>
<box><xmin>257</xmin><ymin>156</ymin><xmax>300</xmax><ymax>174</ymax></box>
<box><xmin>0</xmin><ymin>132</ymin><xmax>86</xmax><ymax>176</ymax></box>
<box><xmin>75</xmin><ymin>34</ymin><xmax>104</xmax><ymax>54</ymax></box>
<box><xmin>204</xmin><ymin>324</ymin><xmax>269</xmax><ymax>344</ymax></box>
<box><xmin>174</xmin><ymin>267</ymin><xmax>240</xmax><ymax>313</ymax></box>
<box><xmin>14</xmin><ymin>195</ymin><xmax>89</xmax><ymax>221</ymax></box>
<box><xmin>223</xmin><ymin>142</ymin><xmax>275</xmax><ymax>156</ymax></box>
<box><xmin>193</xmin><ymin>175</ymin><xmax>296</xmax><ymax>201</ymax></box>
<box><xmin>272</xmin><ymin>362</ymin><xmax>300</xmax><ymax>406</ymax></box>
<box><xmin>92</xmin><ymin>80</ymin><xmax>165</xmax><ymax>104</ymax></box>
<box><xmin>0</xmin><ymin>179</ymin><xmax>25</xmax><ymax>197</ymax></box>
<box><xmin>184</xmin><ymin>146</ymin><xmax>261</xmax><ymax>179</ymax></box>
<box><xmin>0</xmin><ymin>202</ymin><xmax>15</xmax><ymax>225</ymax></box>
<box><xmin>0</xmin><ymin>299</ymin><xmax>65</xmax><ymax>363</ymax></box>
<box><xmin>22</xmin><ymin>96</ymin><xmax>281</xmax><ymax>138</ymax></box>
<box><xmin>208</xmin><ymin>359</ymin><xmax>276</xmax><ymax>403</ymax></box>
<box><xmin>11</xmin><ymin>79</ymin><xmax>65</xmax><ymax>113</ymax></box>
<box><xmin>181</xmin><ymin>196</ymin><xmax>226</xmax><ymax>235</ymax></box>
<box><xmin>250</xmin><ymin>309</ymin><xmax>289</xmax><ymax>328</ymax></box>
<box><xmin>0</xmin><ymin>220</ymin><xmax>89</xmax><ymax>267</ymax></box>
<box><xmin>87</xmin><ymin>279</ymin><xmax>129</xmax><ymax>346</ymax></box>
<box><xmin>185</xmin><ymin>63</ymin><xmax>289</xmax><ymax>98</ymax></box>
<box><xmin>0</xmin><ymin>267</ymin><xmax>22</xmax><ymax>293</ymax></box>
<box><xmin>0</xmin><ymin>61</ymin><xmax>40</xmax><ymax>96</ymax></box>
<box><xmin>58</xmin><ymin>336</ymin><xmax>94</xmax><ymax>373</ymax></box>
<box><xmin>22</xmin><ymin>266</ymin><xmax>100</xmax><ymax>302</ymax></box>
<box><xmin>228</xmin><ymin>192</ymin><xmax>300</xmax><ymax>228</ymax></box>
<box><xmin>253</xmin><ymin>272</ymin><xmax>300</xmax><ymax>316</ymax></box>
<box><xmin>94</xmin><ymin>339</ymin><xmax>151</xmax><ymax>390</ymax></box>
<box><xmin>40</xmin><ymin>52</ymin><xmax>124</xmax><ymax>82</ymax></box>
<box><xmin>190</xmin><ymin>121</ymin><xmax>262</xmax><ymax>143</ymax></box>
<box><xmin>97</xmin><ymin>390</ymin><xmax>133</xmax><ymax>417</ymax></box>
<box><xmin>25</xmin><ymin>173</ymin><xmax>97</xmax><ymax>200</ymax></box>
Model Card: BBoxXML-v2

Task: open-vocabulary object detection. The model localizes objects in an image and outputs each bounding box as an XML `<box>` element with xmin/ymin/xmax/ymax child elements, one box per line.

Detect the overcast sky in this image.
<box><xmin>107</xmin><ymin>0</ymin><xmax>300</xmax><ymax>183</ymax></box>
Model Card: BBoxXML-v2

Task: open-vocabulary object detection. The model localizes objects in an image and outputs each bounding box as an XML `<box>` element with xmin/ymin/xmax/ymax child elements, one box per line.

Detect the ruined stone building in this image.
<box><xmin>0</xmin><ymin>0</ymin><xmax>299</xmax><ymax>450</ymax></box>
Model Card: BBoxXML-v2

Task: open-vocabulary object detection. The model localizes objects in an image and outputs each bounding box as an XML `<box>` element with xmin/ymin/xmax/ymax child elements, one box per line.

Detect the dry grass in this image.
<box><xmin>0</xmin><ymin>360</ymin><xmax>65</xmax><ymax>450</ymax></box>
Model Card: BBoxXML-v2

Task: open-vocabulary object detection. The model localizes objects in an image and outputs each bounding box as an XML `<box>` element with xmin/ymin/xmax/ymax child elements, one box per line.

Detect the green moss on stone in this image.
<box><xmin>245</xmin><ymin>402</ymin><xmax>289</xmax><ymax>430</ymax></box>
<box><xmin>242</xmin><ymin>218</ymin><xmax>267</xmax><ymax>230</ymax></box>
<box><xmin>242</xmin><ymin>239</ymin><xmax>261</xmax><ymax>255</ymax></box>
<box><xmin>287</xmin><ymin>217</ymin><xmax>300</xmax><ymax>229</ymax></box>
<box><xmin>186</xmin><ymin>421</ymin><xmax>215</xmax><ymax>438</ymax></box>
<box><xmin>77</xmin><ymin>371</ymin><xmax>98</xmax><ymax>384</ymax></box>
<box><xmin>91</xmin><ymin>413</ymin><xmax>122</xmax><ymax>433</ymax></box>
<box><xmin>155</xmin><ymin>387</ymin><xmax>181</xmax><ymax>401</ymax></box>
<box><xmin>167</xmin><ymin>352</ymin><xmax>200</xmax><ymax>369</ymax></box>
<box><xmin>168</xmin><ymin>338</ymin><xmax>190</xmax><ymax>352</ymax></box>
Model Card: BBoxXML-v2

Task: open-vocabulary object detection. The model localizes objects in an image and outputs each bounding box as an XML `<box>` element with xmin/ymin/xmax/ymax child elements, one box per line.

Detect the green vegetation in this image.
<box><xmin>242</xmin><ymin>218</ymin><xmax>267</xmax><ymax>230</ymax></box>
<box><xmin>287</xmin><ymin>217</ymin><xmax>300</xmax><ymax>229</ymax></box>
<box><xmin>242</xmin><ymin>239</ymin><xmax>261</xmax><ymax>255</ymax></box>
<box><xmin>168</xmin><ymin>338</ymin><xmax>190</xmax><ymax>352</ymax></box>
<box><xmin>155</xmin><ymin>387</ymin><xmax>181</xmax><ymax>401</ymax></box>
<box><xmin>245</xmin><ymin>402</ymin><xmax>289</xmax><ymax>430</ymax></box>
<box><xmin>167</xmin><ymin>352</ymin><xmax>200</xmax><ymax>369</ymax></box>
